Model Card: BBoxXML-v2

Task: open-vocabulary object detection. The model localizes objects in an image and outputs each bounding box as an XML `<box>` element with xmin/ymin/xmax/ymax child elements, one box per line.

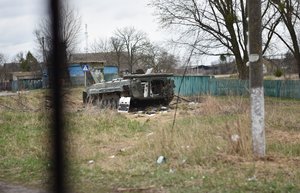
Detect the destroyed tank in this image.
<box><xmin>83</xmin><ymin>73</ymin><xmax>175</xmax><ymax>111</ymax></box>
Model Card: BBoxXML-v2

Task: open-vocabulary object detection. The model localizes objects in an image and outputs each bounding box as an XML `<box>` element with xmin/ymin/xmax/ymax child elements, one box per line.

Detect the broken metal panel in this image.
<box><xmin>118</xmin><ymin>97</ymin><xmax>131</xmax><ymax>112</ymax></box>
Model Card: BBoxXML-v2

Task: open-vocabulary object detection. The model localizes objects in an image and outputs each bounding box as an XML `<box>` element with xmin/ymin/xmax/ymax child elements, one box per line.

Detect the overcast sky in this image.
<box><xmin>0</xmin><ymin>0</ymin><xmax>173</xmax><ymax>62</ymax></box>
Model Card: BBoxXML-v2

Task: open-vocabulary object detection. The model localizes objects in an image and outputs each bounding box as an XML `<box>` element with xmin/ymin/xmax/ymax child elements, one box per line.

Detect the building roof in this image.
<box><xmin>69</xmin><ymin>53</ymin><xmax>106</xmax><ymax>64</ymax></box>
<box><xmin>11</xmin><ymin>71</ymin><xmax>42</xmax><ymax>80</ymax></box>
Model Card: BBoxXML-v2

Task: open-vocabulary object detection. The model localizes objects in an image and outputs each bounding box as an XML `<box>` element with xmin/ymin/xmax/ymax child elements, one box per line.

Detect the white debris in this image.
<box><xmin>231</xmin><ymin>134</ymin><xmax>240</xmax><ymax>142</ymax></box>
<box><xmin>147</xmin><ymin>114</ymin><xmax>156</xmax><ymax>117</ymax></box>
<box><xmin>109</xmin><ymin>155</ymin><xmax>115</xmax><ymax>159</ymax></box>
<box><xmin>88</xmin><ymin>160</ymin><xmax>94</xmax><ymax>164</ymax></box>
<box><xmin>156</xmin><ymin>156</ymin><xmax>166</xmax><ymax>164</ymax></box>
<box><xmin>146</xmin><ymin>132</ymin><xmax>154</xmax><ymax>137</ymax></box>
<box><xmin>247</xmin><ymin>175</ymin><xmax>257</xmax><ymax>181</ymax></box>
<box><xmin>160</xmin><ymin>106</ymin><xmax>168</xmax><ymax>111</ymax></box>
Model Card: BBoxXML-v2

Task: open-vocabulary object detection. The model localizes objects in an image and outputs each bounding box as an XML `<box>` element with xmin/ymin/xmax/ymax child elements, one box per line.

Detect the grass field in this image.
<box><xmin>0</xmin><ymin>88</ymin><xmax>300</xmax><ymax>192</ymax></box>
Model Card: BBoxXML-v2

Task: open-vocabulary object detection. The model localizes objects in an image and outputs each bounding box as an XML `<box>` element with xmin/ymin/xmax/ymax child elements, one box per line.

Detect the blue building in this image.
<box><xmin>68</xmin><ymin>63</ymin><xmax>119</xmax><ymax>86</ymax></box>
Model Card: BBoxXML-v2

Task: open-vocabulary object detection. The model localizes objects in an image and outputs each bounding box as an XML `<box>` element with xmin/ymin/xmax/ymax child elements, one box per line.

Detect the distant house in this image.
<box><xmin>68</xmin><ymin>53</ymin><xmax>120</xmax><ymax>85</ymax></box>
<box><xmin>10</xmin><ymin>71</ymin><xmax>43</xmax><ymax>91</ymax></box>
<box><xmin>174</xmin><ymin>65</ymin><xmax>219</xmax><ymax>75</ymax></box>
<box><xmin>69</xmin><ymin>52</ymin><xmax>133</xmax><ymax>73</ymax></box>
<box><xmin>0</xmin><ymin>62</ymin><xmax>44</xmax><ymax>91</ymax></box>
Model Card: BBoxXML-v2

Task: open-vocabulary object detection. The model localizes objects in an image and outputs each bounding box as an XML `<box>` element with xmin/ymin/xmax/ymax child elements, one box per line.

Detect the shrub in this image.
<box><xmin>274</xmin><ymin>68</ymin><xmax>283</xmax><ymax>77</ymax></box>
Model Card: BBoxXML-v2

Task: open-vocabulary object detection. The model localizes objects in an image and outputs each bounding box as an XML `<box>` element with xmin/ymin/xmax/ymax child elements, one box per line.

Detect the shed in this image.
<box><xmin>11</xmin><ymin>71</ymin><xmax>43</xmax><ymax>91</ymax></box>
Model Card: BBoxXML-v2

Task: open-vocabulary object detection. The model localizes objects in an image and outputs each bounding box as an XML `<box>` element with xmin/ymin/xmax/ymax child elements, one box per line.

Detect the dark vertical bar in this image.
<box><xmin>49</xmin><ymin>0</ymin><xmax>67</xmax><ymax>192</ymax></box>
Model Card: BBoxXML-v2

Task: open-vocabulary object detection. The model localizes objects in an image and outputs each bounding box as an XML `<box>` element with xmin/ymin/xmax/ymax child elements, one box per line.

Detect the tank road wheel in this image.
<box><xmin>95</xmin><ymin>95</ymin><xmax>100</xmax><ymax>106</ymax></box>
<box><xmin>99</xmin><ymin>99</ymin><xmax>104</xmax><ymax>108</ymax></box>
<box><xmin>102</xmin><ymin>98</ymin><xmax>108</xmax><ymax>108</ymax></box>
<box><xmin>110</xmin><ymin>98</ymin><xmax>117</xmax><ymax>109</ymax></box>
<box><xmin>90</xmin><ymin>93</ymin><xmax>120</xmax><ymax>109</ymax></box>
<box><xmin>112</xmin><ymin>98</ymin><xmax>119</xmax><ymax>109</ymax></box>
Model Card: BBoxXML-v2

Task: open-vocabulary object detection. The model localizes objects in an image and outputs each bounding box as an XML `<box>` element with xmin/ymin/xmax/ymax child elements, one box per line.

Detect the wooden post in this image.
<box><xmin>248</xmin><ymin>0</ymin><xmax>265</xmax><ymax>157</ymax></box>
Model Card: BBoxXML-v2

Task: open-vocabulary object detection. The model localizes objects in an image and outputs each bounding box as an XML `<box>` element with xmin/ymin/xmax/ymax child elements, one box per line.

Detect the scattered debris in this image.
<box><xmin>159</xmin><ymin>111</ymin><xmax>168</xmax><ymax>114</ymax></box>
<box><xmin>147</xmin><ymin>114</ymin><xmax>156</xmax><ymax>117</ymax></box>
<box><xmin>146</xmin><ymin>110</ymin><xmax>156</xmax><ymax>115</ymax></box>
<box><xmin>146</xmin><ymin>132</ymin><xmax>154</xmax><ymax>137</ymax></box>
<box><xmin>188</xmin><ymin>102</ymin><xmax>197</xmax><ymax>106</ymax></box>
<box><xmin>160</xmin><ymin>106</ymin><xmax>168</xmax><ymax>111</ymax></box>
<box><xmin>247</xmin><ymin>175</ymin><xmax>257</xmax><ymax>181</ymax></box>
<box><xmin>231</xmin><ymin>134</ymin><xmax>240</xmax><ymax>142</ymax></box>
<box><xmin>88</xmin><ymin>160</ymin><xmax>94</xmax><ymax>164</ymax></box>
<box><xmin>181</xmin><ymin>145</ymin><xmax>190</xmax><ymax>149</ymax></box>
<box><xmin>156</xmin><ymin>156</ymin><xmax>166</xmax><ymax>164</ymax></box>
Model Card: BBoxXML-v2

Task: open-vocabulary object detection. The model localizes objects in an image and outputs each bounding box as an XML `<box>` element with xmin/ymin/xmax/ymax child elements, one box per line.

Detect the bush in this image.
<box><xmin>274</xmin><ymin>68</ymin><xmax>283</xmax><ymax>77</ymax></box>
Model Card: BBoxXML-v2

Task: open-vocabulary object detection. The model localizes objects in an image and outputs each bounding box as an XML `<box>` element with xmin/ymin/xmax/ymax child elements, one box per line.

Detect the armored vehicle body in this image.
<box><xmin>83</xmin><ymin>73</ymin><xmax>174</xmax><ymax>111</ymax></box>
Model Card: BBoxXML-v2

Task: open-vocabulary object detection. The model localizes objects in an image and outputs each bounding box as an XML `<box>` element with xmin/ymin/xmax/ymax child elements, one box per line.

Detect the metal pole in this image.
<box><xmin>42</xmin><ymin>37</ymin><xmax>45</xmax><ymax>64</ymax></box>
<box><xmin>84</xmin><ymin>71</ymin><xmax>87</xmax><ymax>87</ymax></box>
<box><xmin>248</xmin><ymin>0</ymin><xmax>265</xmax><ymax>157</ymax></box>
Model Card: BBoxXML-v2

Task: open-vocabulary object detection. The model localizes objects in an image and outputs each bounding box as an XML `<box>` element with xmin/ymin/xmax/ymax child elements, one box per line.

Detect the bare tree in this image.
<box><xmin>140</xmin><ymin>43</ymin><xmax>161</xmax><ymax>71</ymax></box>
<box><xmin>157</xmin><ymin>51</ymin><xmax>178</xmax><ymax>73</ymax></box>
<box><xmin>90</xmin><ymin>37</ymin><xmax>125</xmax><ymax>74</ymax></box>
<box><xmin>0</xmin><ymin>53</ymin><xmax>5</xmax><ymax>65</ymax></box>
<box><xmin>0</xmin><ymin>53</ymin><xmax>6</xmax><ymax>81</ymax></box>
<box><xmin>90</xmin><ymin>38</ymin><xmax>111</xmax><ymax>54</ymax></box>
<box><xmin>270</xmin><ymin>0</ymin><xmax>300</xmax><ymax>78</ymax></box>
<box><xmin>110</xmin><ymin>37</ymin><xmax>124</xmax><ymax>74</ymax></box>
<box><xmin>151</xmin><ymin>0</ymin><xmax>278</xmax><ymax>79</ymax></box>
<box><xmin>35</xmin><ymin>4</ymin><xmax>81</xmax><ymax>61</ymax></box>
<box><xmin>115</xmin><ymin>27</ymin><xmax>149</xmax><ymax>73</ymax></box>
<box><xmin>141</xmin><ymin>43</ymin><xmax>178</xmax><ymax>72</ymax></box>
<box><xmin>34</xmin><ymin>3</ymin><xmax>81</xmax><ymax>85</ymax></box>
<box><xmin>90</xmin><ymin>37</ymin><xmax>114</xmax><ymax>64</ymax></box>
<box><xmin>12</xmin><ymin>52</ymin><xmax>25</xmax><ymax>63</ymax></box>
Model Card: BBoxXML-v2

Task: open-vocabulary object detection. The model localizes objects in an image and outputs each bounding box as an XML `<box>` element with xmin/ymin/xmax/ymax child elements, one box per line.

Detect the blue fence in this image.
<box><xmin>173</xmin><ymin>75</ymin><xmax>300</xmax><ymax>99</ymax></box>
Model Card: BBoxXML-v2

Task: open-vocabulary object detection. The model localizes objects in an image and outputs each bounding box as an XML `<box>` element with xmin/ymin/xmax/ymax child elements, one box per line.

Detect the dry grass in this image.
<box><xmin>1</xmin><ymin>88</ymin><xmax>300</xmax><ymax>192</ymax></box>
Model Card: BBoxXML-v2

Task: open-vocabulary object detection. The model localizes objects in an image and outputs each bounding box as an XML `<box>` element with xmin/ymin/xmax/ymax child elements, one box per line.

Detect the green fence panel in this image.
<box><xmin>210</xmin><ymin>78</ymin><xmax>249</xmax><ymax>96</ymax></box>
<box><xmin>173</xmin><ymin>76</ymin><xmax>211</xmax><ymax>96</ymax></box>
<box><xmin>173</xmin><ymin>76</ymin><xmax>300</xmax><ymax>99</ymax></box>
<box><xmin>280</xmin><ymin>80</ymin><xmax>300</xmax><ymax>98</ymax></box>
<box><xmin>264</xmin><ymin>80</ymin><xmax>280</xmax><ymax>97</ymax></box>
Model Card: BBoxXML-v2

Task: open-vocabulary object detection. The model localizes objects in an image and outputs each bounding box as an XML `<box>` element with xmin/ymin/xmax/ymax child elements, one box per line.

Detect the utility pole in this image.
<box><xmin>248</xmin><ymin>0</ymin><xmax>265</xmax><ymax>157</ymax></box>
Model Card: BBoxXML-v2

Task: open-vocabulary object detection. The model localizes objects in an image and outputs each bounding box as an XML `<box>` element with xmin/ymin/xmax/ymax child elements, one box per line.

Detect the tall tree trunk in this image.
<box><xmin>235</xmin><ymin>58</ymin><xmax>249</xmax><ymax>80</ymax></box>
